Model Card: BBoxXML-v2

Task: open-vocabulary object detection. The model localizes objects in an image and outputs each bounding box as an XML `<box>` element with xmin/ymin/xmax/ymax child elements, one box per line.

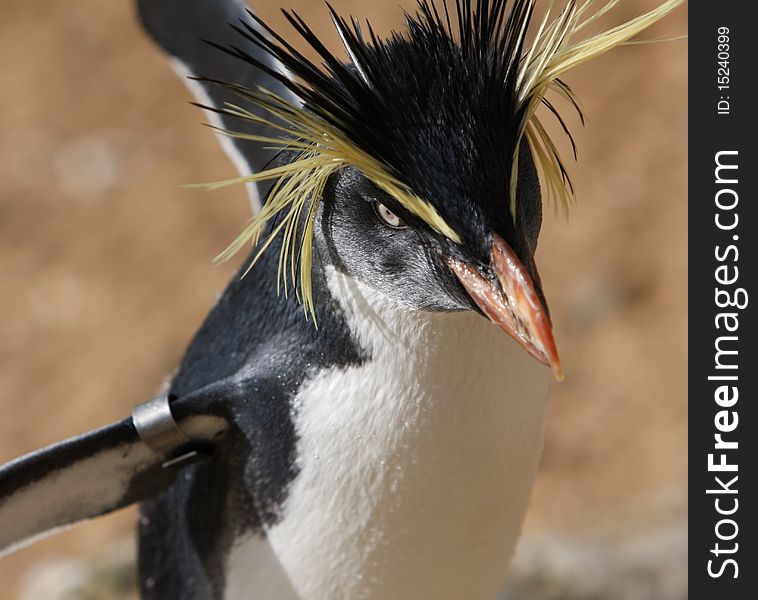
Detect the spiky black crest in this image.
<box><xmin>249</xmin><ymin>0</ymin><xmax>535</xmax><ymax>230</ymax></box>
<box><xmin>197</xmin><ymin>0</ymin><xmax>683</xmax><ymax>319</ymax></box>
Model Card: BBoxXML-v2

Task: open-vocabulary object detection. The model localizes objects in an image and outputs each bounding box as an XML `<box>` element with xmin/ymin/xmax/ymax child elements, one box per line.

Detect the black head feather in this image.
<box><xmin>219</xmin><ymin>0</ymin><xmax>543</xmax><ymax>247</ymax></box>
<box><xmin>199</xmin><ymin>0</ymin><xmax>682</xmax><ymax>317</ymax></box>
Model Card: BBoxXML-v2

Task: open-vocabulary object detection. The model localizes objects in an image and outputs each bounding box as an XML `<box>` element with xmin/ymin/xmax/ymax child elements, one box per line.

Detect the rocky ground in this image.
<box><xmin>0</xmin><ymin>1</ymin><xmax>687</xmax><ymax>598</ymax></box>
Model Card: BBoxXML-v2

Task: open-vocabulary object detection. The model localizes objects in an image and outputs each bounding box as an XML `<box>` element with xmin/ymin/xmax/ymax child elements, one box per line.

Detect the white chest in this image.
<box><xmin>226</xmin><ymin>272</ymin><xmax>550</xmax><ymax>600</ymax></box>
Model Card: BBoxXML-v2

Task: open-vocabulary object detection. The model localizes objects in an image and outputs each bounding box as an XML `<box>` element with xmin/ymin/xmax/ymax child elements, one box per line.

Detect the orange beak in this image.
<box><xmin>446</xmin><ymin>234</ymin><xmax>563</xmax><ymax>381</ymax></box>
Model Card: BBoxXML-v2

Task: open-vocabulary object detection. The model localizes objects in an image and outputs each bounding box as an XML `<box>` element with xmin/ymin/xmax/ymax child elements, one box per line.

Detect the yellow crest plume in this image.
<box><xmin>197</xmin><ymin>0</ymin><xmax>683</xmax><ymax>321</ymax></box>
<box><xmin>510</xmin><ymin>0</ymin><xmax>684</xmax><ymax>220</ymax></box>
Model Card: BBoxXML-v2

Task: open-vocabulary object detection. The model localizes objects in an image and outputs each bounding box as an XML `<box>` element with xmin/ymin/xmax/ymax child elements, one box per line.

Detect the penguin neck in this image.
<box><xmin>324</xmin><ymin>266</ymin><xmax>448</xmax><ymax>356</ymax></box>
<box><xmin>320</xmin><ymin>266</ymin><xmax>552</xmax><ymax>430</ymax></box>
<box><xmin>323</xmin><ymin>266</ymin><xmax>548</xmax><ymax>381</ymax></box>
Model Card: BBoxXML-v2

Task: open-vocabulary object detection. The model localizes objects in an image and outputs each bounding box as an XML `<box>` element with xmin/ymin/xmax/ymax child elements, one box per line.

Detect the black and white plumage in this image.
<box><xmin>132</xmin><ymin>1</ymin><xmax>682</xmax><ymax>598</ymax></box>
<box><xmin>0</xmin><ymin>1</ymin><xmax>683</xmax><ymax>598</ymax></box>
<box><xmin>136</xmin><ymin>3</ymin><xmax>561</xmax><ymax>597</ymax></box>
<box><xmin>137</xmin><ymin>0</ymin><xmax>300</xmax><ymax>211</ymax></box>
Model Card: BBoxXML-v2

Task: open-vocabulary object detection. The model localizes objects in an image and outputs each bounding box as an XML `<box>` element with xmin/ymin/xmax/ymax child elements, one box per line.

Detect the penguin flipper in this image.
<box><xmin>136</xmin><ymin>0</ymin><xmax>298</xmax><ymax>213</ymax></box>
<box><xmin>0</xmin><ymin>390</ymin><xmax>228</xmax><ymax>557</ymax></box>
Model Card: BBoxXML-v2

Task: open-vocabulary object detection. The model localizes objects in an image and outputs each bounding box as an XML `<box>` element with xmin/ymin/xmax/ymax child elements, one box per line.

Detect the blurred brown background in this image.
<box><xmin>0</xmin><ymin>1</ymin><xmax>686</xmax><ymax>598</ymax></box>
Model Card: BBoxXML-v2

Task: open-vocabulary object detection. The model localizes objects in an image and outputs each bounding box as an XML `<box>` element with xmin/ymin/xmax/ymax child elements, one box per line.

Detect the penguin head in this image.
<box><xmin>208</xmin><ymin>0</ymin><xmax>683</xmax><ymax>380</ymax></box>
<box><xmin>312</xmin><ymin>22</ymin><xmax>547</xmax><ymax>315</ymax></box>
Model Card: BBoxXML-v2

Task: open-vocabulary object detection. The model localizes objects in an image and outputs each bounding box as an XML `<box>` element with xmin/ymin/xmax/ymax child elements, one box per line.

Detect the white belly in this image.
<box><xmin>226</xmin><ymin>271</ymin><xmax>550</xmax><ymax>600</ymax></box>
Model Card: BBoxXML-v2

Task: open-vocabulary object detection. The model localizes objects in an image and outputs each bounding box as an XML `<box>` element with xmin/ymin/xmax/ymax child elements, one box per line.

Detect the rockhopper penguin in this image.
<box><xmin>133</xmin><ymin>1</ymin><xmax>682</xmax><ymax>598</ymax></box>
<box><xmin>0</xmin><ymin>1</ymin><xmax>684</xmax><ymax>599</ymax></box>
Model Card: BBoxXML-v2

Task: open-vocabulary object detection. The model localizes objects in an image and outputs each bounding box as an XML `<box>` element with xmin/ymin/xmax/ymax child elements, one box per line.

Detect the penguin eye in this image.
<box><xmin>373</xmin><ymin>201</ymin><xmax>405</xmax><ymax>229</ymax></box>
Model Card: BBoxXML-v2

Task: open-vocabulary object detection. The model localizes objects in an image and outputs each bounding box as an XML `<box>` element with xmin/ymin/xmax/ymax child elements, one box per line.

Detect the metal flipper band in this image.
<box><xmin>132</xmin><ymin>395</ymin><xmax>206</xmax><ymax>469</ymax></box>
